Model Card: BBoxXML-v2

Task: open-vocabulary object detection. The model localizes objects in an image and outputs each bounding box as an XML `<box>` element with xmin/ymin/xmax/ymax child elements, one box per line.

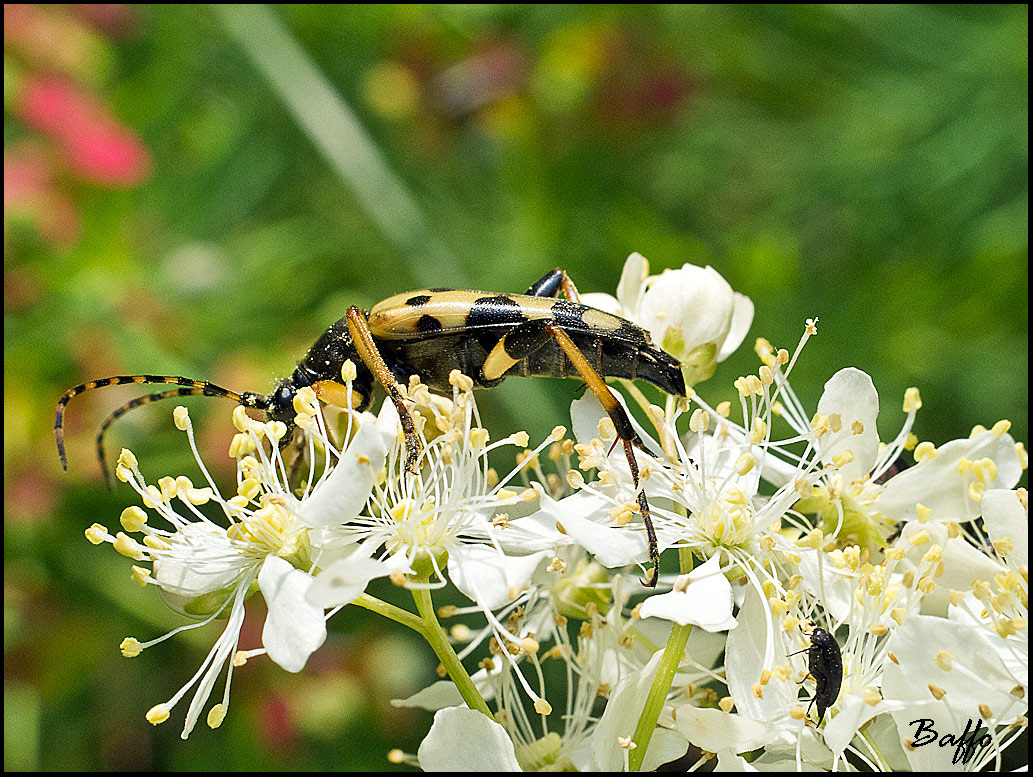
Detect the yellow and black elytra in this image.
<box><xmin>55</xmin><ymin>269</ymin><xmax>686</xmax><ymax>586</ymax></box>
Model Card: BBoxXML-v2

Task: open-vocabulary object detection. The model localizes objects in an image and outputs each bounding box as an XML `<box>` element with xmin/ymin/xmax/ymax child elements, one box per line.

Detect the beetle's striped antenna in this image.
<box><xmin>54</xmin><ymin>374</ymin><xmax>270</xmax><ymax>481</ymax></box>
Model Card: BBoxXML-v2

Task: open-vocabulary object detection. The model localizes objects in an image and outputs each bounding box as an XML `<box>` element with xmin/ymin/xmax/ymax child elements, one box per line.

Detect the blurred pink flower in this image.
<box><xmin>4</xmin><ymin>143</ymin><xmax>81</xmax><ymax>246</ymax></box>
<box><xmin>15</xmin><ymin>75</ymin><xmax>151</xmax><ymax>187</ymax></box>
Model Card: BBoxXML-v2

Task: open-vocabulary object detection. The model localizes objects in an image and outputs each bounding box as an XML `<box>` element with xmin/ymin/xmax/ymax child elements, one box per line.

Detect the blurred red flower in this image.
<box><xmin>15</xmin><ymin>75</ymin><xmax>151</xmax><ymax>188</ymax></box>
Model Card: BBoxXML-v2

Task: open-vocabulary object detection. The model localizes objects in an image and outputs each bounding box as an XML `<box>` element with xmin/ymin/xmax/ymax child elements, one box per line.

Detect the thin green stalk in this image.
<box><xmin>351</xmin><ymin>592</ymin><xmax>426</xmax><ymax>635</ymax></box>
<box><xmin>410</xmin><ymin>583</ymin><xmax>493</xmax><ymax>719</ymax></box>
<box><xmin>628</xmin><ymin>545</ymin><xmax>695</xmax><ymax>771</ymax></box>
<box><xmin>628</xmin><ymin>622</ymin><xmax>692</xmax><ymax>771</ymax></box>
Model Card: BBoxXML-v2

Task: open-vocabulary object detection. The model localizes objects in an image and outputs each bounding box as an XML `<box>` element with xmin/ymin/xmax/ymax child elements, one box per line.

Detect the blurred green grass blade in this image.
<box><xmin>212</xmin><ymin>3</ymin><xmax>468</xmax><ymax>286</ymax></box>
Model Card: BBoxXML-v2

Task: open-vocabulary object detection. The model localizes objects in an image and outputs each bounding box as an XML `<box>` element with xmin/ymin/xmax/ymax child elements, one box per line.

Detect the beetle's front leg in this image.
<box><xmin>345</xmin><ymin>306</ymin><xmax>422</xmax><ymax>474</ymax></box>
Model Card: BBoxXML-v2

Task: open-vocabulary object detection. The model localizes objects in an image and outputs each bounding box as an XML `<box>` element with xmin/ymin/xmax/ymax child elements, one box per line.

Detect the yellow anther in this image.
<box><xmin>142</xmin><ymin>535</ymin><xmax>171</xmax><ymax>551</ymax></box>
<box><xmin>207</xmin><ymin>704</ymin><xmax>227</xmax><ymax>729</ymax></box>
<box><xmin>752</xmin><ymin>682</ymin><xmax>764</xmax><ymax>699</ymax></box>
<box><xmin>85</xmin><ymin>523</ymin><xmax>108</xmax><ymax>545</ymax></box>
<box><xmin>869</xmin><ymin>623</ymin><xmax>888</xmax><ymax>636</ymax></box>
<box><xmin>237</xmin><ymin>477</ymin><xmax>260</xmax><ymax>501</ymax></box>
<box><xmin>522</xmin><ymin>637</ymin><xmax>540</xmax><ymax>654</ymax></box>
<box><xmin>789</xmin><ymin>707</ymin><xmax>807</xmax><ymax>720</ymax></box>
<box><xmin>832</xmin><ymin>450</ymin><xmax>855</xmax><ymax>468</ymax></box>
<box><xmin>120</xmin><ymin>637</ymin><xmax>143</xmax><ymax>657</ymax></box>
<box><xmin>232</xmin><ymin>404</ymin><xmax>253</xmax><ymax>432</ymax></box>
<box><xmin>146</xmin><ymin>703</ymin><xmax>171</xmax><ymax>725</ymax></box>
<box><xmin>1016</xmin><ymin>443</ymin><xmax>1028</xmax><ymax>471</ymax></box>
<box><xmin>935</xmin><ymin>650</ymin><xmax>954</xmax><ymax>671</ymax></box>
<box><xmin>749</xmin><ymin>418</ymin><xmax>767</xmax><ymax>444</ymax></box>
<box><xmin>758</xmin><ymin>365</ymin><xmax>774</xmax><ymax>385</ymax></box>
<box><xmin>158</xmin><ymin>476</ymin><xmax>178</xmax><ymax>502</ymax></box>
<box><xmin>810</xmin><ymin>414</ymin><xmax>830</xmax><ymax>437</ymax></box>
<box><xmin>904</xmin><ymin>433</ymin><xmax>918</xmax><ymax>451</ymax></box>
<box><xmin>735</xmin><ymin>452</ymin><xmax>756</xmax><ymax>475</ymax></box>
<box><xmin>921</xmin><ymin>545</ymin><xmax>943</xmax><ymax>566</ymax></box>
<box><xmin>689</xmin><ymin>409</ymin><xmax>709</xmax><ymax>433</ymax></box>
<box><xmin>928</xmin><ymin>684</ymin><xmax>946</xmax><ymax>700</ymax></box>
<box><xmin>971</xmin><ymin>579</ymin><xmax>992</xmax><ymax>599</ymax></box>
<box><xmin>903</xmin><ymin>388</ymin><xmax>922</xmax><ymax>413</ymax></box>
<box><xmin>716</xmin><ymin>401</ymin><xmax>731</xmax><ymax>418</ymax></box>
<box><xmin>755</xmin><ymin>337</ymin><xmax>775</xmax><ymax>364</ymax></box>
<box><xmin>130</xmin><ymin>565</ymin><xmax>151</xmax><ymax>586</ymax></box>
<box><xmin>534</xmin><ymin>698</ymin><xmax>552</xmax><ymax>715</ymax></box>
<box><xmin>864</xmin><ymin>689</ymin><xmax>883</xmax><ymax>706</ymax></box>
<box><xmin>117</xmin><ymin>448</ymin><xmax>138</xmax><ymax>470</ymax></box>
<box><xmin>449</xmin><ymin>370</ymin><xmax>474</xmax><ymax>392</ymax></box>
<box><xmin>807</xmin><ymin>529</ymin><xmax>824</xmax><ymax>550</ymax></box>
<box><xmin>173</xmin><ymin>405</ymin><xmax>190</xmax><ymax>431</ymax></box>
<box><xmin>341</xmin><ymin>359</ymin><xmax>357</xmax><ymax>382</ymax></box>
<box><xmin>914</xmin><ymin>503</ymin><xmax>932</xmax><ymax>523</ymax></box>
<box><xmin>827</xmin><ymin>413</ymin><xmax>842</xmax><ymax>433</ymax></box>
<box><xmin>266</xmin><ymin>421</ymin><xmax>288</xmax><ymax>443</ymax></box>
<box><xmin>968</xmin><ymin>481</ymin><xmax>986</xmax><ymax>502</ymax></box>
<box><xmin>113</xmin><ymin>532</ymin><xmax>145</xmax><ymax>560</ymax></box>
<box><xmin>890</xmin><ymin>608</ymin><xmax>907</xmax><ymax>625</ymax></box>
<box><xmin>992</xmin><ymin>537</ymin><xmax>1014</xmax><ymax>558</ymax></box>
<box><xmin>914</xmin><ymin>441</ymin><xmax>937</xmax><ymax>462</ymax></box>
<box><xmin>119</xmin><ymin>506</ymin><xmax>148</xmax><ymax>532</ymax></box>
<box><xmin>973</xmin><ymin>458</ymin><xmax>998</xmax><ymax>485</ymax></box>
<box><xmin>991</xmin><ymin>419</ymin><xmax>1011</xmax><ymax>438</ymax></box>
<box><xmin>760</xmin><ymin>669</ymin><xmax>772</xmax><ymax>686</ymax></box>
<box><xmin>910</xmin><ymin>530</ymin><xmax>930</xmax><ymax>547</ymax></box>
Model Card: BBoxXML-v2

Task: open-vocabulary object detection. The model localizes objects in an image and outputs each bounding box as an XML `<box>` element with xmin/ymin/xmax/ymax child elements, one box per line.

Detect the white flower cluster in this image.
<box><xmin>88</xmin><ymin>254</ymin><xmax>1027</xmax><ymax>770</ymax></box>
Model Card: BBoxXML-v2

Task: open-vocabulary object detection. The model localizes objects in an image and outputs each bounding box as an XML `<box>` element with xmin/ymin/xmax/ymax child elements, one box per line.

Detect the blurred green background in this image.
<box><xmin>4</xmin><ymin>4</ymin><xmax>1027</xmax><ymax>771</ymax></box>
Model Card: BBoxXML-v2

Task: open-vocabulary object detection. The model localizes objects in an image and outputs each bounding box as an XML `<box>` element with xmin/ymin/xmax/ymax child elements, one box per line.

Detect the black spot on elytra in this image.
<box><xmin>416</xmin><ymin>315</ymin><xmax>443</xmax><ymax>333</ymax></box>
<box><xmin>467</xmin><ymin>295</ymin><xmax>526</xmax><ymax>329</ymax></box>
<box><xmin>550</xmin><ymin>299</ymin><xmax>585</xmax><ymax>331</ymax></box>
<box><xmin>406</xmin><ymin>294</ymin><xmax>432</xmax><ymax>307</ymax></box>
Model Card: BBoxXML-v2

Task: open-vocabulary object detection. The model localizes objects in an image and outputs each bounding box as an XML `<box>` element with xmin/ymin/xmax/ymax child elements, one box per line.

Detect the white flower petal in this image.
<box><xmin>981</xmin><ymin>488</ymin><xmax>1028</xmax><ymax>567</ymax></box>
<box><xmin>587</xmin><ymin>651</ymin><xmax>689</xmax><ymax>771</ymax></box>
<box><xmin>418</xmin><ymin>707</ymin><xmax>522</xmax><ymax>772</ymax></box>
<box><xmin>816</xmin><ymin>367</ymin><xmax>880</xmax><ymax>482</ymax></box>
<box><xmin>638</xmin><ymin>555</ymin><xmax>738</xmax><ymax>631</ymax></box>
<box><xmin>306</xmin><ymin>550</ymin><xmax>392</xmax><ymax>609</ymax></box>
<box><xmin>528</xmin><ymin>490</ymin><xmax>649</xmax><ymax>568</ymax></box>
<box><xmin>718</xmin><ymin>292</ymin><xmax>755</xmax><ymax>361</ymax></box>
<box><xmin>821</xmin><ymin>694</ymin><xmax>904</xmax><ymax>756</ymax></box>
<box><xmin>878</xmin><ymin>430</ymin><xmax>1021</xmax><ymax>523</ymax></box>
<box><xmin>258</xmin><ymin>556</ymin><xmax>326</xmax><ymax>673</ymax></box>
<box><xmin>881</xmin><ymin>614</ymin><xmax>1020</xmax><ymax>722</ymax></box>
<box><xmin>616</xmin><ymin>251</ymin><xmax>649</xmax><ymax>313</ymax></box>
<box><xmin>447</xmin><ymin>545</ymin><xmax>549</xmax><ymax>611</ymax></box>
<box><xmin>299</xmin><ymin>406</ymin><xmax>396</xmax><ymax>529</ymax></box>
<box><xmin>674</xmin><ymin>706</ymin><xmax>780</xmax><ymax>754</ymax></box>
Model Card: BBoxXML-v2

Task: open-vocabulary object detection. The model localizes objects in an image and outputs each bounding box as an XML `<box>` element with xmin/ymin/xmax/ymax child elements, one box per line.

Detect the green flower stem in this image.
<box><xmin>410</xmin><ymin>583</ymin><xmax>493</xmax><ymax>719</ymax></box>
<box><xmin>628</xmin><ymin>546</ymin><xmax>695</xmax><ymax>771</ymax></box>
<box><xmin>351</xmin><ymin>592</ymin><xmax>427</xmax><ymax>635</ymax></box>
<box><xmin>628</xmin><ymin>622</ymin><xmax>692</xmax><ymax>771</ymax></box>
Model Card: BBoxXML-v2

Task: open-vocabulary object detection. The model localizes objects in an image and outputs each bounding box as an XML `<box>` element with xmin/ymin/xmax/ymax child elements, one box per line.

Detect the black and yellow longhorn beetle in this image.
<box><xmin>55</xmin><ymin>269</ymin><xmax>686</xmax><ymax>586</ymax></box>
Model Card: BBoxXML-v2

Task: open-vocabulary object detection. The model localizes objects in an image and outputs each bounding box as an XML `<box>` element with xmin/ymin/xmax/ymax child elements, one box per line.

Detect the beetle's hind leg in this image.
<box><xmin>544</xmin><ymin>322</ymin><xmax>660</xmax><ymax>587</ymax></box>
<box><xmin>345</xmin><ymin>306</ymin><xmax>422</xmax><ymax>473</ymax></box>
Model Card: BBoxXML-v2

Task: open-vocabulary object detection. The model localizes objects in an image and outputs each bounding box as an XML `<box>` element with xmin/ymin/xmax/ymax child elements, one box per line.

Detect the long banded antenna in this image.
<box><xmin>54</xmin><ymin>374</ymin><xmax>259</xmax><ymax>478</ymax></box>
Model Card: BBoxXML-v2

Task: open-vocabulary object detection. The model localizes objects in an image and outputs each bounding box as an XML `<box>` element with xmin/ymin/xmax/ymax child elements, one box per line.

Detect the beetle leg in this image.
<box><xmin>345</xmin><ymin>306</ymin><xmax>422</xmax><ymax>474</ymax></box>
<box><xmin>525</xmin><ymin>268</ymin><xmax>582</xmax><ymax>303</ymax></box>
<box><xmin>544</xmin><ymin>321</ymin><xmax>659</xmax><ymax>587</ymax></box>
